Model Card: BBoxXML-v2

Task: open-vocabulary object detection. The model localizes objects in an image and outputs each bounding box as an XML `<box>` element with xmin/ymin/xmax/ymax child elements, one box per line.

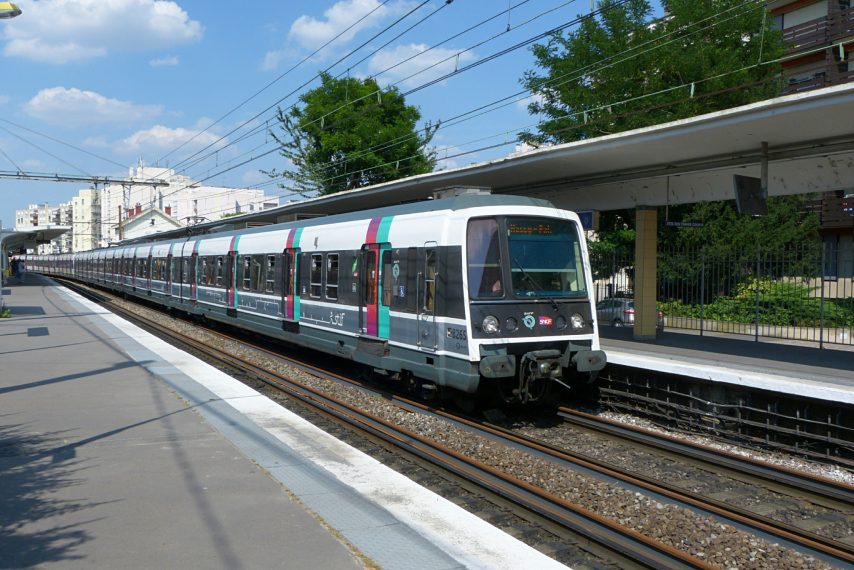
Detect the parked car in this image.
<box><xmin>596</xmin><ymin>298</ymin><xmax>664</xmax><ymax>330</ymax></box>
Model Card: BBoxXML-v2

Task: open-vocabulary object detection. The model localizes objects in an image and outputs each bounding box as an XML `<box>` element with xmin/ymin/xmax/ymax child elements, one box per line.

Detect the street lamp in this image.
<box><xmin>0</xmin><ymin>2</ymin><xmax>22</xmax><ymax>19</ymax></box>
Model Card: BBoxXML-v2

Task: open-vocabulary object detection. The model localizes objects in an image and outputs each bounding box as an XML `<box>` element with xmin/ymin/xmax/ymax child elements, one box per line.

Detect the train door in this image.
<box><xmin>165</xmin><ymin>252</ymin><xmax>173</xmax><ymax>297</ymax></box>
<box><xmin>417</xmin><ymin>243</ymin><xmax>438</xmax><ymax>351</ymax></box>
<box><xmin>358</xmin><ymin>242</ymin><xmax>391</xmax><ymax>339</ymax></box>
<box><xmin>226</xmin><ymin>250</ymin><xmax>237</xmax><ymax>317</ymax></box>
<box><xmin>282</xmin><ymin>248</ymin><xmax>300</xmax><ymax>330</ymax></box>
<box><xmin>190</xmin><ymin>250</ymin><xmax>198</xmax><ymax>303</ymax></box>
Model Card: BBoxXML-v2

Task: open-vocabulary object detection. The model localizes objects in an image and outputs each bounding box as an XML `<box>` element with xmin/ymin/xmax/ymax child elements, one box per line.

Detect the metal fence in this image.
<box><xmin>591</xmin><ymin>243</ymin><xmax>854</xmax><ymax>347</ymax></box>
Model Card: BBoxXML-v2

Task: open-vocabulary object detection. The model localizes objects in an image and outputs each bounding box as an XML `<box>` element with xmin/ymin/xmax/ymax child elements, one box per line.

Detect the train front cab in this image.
<box><xmin>463</xmin><ymin>211</ymin><xmax>606</xmax><ymax>404</ymax></box>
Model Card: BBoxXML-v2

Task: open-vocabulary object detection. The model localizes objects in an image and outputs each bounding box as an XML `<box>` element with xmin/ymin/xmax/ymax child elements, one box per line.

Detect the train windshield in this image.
<box><xmin>506</xmin><ymin>217</ymin><xmax>587</xmax><ymax>298</ymax></box>
<box><xmin>467</xmin><ymin>216</ymin><xmax>587</xmax><ymax>299</ymax></box>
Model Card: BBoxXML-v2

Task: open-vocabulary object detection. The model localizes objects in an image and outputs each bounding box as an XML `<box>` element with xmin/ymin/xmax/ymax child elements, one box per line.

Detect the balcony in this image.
<box><xmin>782</xmin><ymin>7</ymin><xmax>854</xmax><ymax>53</ymax></box>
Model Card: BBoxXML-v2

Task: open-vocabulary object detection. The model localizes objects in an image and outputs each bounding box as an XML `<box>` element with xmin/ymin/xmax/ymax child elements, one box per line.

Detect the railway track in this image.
<box><xmin>63</xmin><ymin>280</ymin><xmax>854</xmax><ymax>569</ymax></box>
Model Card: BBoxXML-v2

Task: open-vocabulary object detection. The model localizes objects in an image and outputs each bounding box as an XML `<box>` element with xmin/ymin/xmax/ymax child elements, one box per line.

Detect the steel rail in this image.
<box><xmin>425</xmin><ymin>406</ymin><xmax>854</xmax><ymax>567</ymax></box>
<box><xmin>558</xmin><ymin>407</ymin><xmax>854</xmax><ymax>505</ymax></box>
<box><xmin>63</xmin><ymin>281</ymin><xmax>714</xmax><ymax>570</ymax></box>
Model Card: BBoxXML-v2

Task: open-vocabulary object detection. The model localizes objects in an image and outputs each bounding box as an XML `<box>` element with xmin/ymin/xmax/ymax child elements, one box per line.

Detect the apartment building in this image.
<box><xmin>72</xmin><ymin>188</ymin><xmax>101</xmax><ymax>252</ymax></box>
<box><xmin>771</xmin><ymin>0</ymin><xmax>853</xmax><ymax>91</ymax></box>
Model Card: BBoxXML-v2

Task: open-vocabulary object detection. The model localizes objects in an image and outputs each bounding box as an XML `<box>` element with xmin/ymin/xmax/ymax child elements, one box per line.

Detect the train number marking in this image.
<box><xmin>447</xmin><ymin>327</ymin><xmax>467</xmax><ymax>341</ymax></box>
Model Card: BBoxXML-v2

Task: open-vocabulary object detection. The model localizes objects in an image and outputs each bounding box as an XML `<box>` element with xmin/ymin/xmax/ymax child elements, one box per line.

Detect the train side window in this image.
<box><xmin>381</xmin><ymin>250</ymin><xmax>392</xmax><ymax>306</ymax></box>
<box><xmin>310</xmin><ymin>254</ymin><xmax>322</xmax><ymax>298</ymax></box>
<box><xmin>266</xmin><ymin>255</ymin><xmax>276</xmax><ymax>293</ymax></box>
<box><xmin>423</xmin><ymin>249</ymin><xmax>436</xmax><ymax>313</ymax></box>
<box><xmin>188</xmin><ymin>257</ymin><xmax>196</xmax><ymax>285</ymax></box>
<box><xmin>326</xmin><ymin>254</ymin><xmax>339</xmax><ymax>300</ymax></box>
<box><xmin>251</xmin><ymin>255</ymin><xmax>263</xmax><ymax>292</ymax></box>
<box><xmin>241</xmin><ymin>256</ymin><xmax>251</xmax><ymax>290</ymax></box>
<box><xmin>365</xmin><ymin>250</ymin><xmax>377</xmax><ymax>305</ymax></box>
<box><xmin>215</xmin><ymin>256</ymin><xmax>224</xmax><ymax>287</ymax></box>
<box><xmin>467</xmin><ymin>218</ymin><xmax>503</xmax><ymax>298</ymax></box>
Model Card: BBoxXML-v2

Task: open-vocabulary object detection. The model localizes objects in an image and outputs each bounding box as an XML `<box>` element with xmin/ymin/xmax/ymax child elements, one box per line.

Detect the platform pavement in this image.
<box><xmin>599</xmin><ymin>325</ymin><xmax>854</xmax><ymax>405</ymax></box>
<box><xmin>0</xmin><ymin>273</ymin><xmax>568</xmax><ymax>570</ymax></box>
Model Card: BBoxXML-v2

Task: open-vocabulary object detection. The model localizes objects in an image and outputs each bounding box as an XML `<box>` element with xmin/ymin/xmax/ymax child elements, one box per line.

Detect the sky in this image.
<box><xmin>0</xmin><ymin>0</ymin><xmax>659</xmax><ymax>230</ymax></box>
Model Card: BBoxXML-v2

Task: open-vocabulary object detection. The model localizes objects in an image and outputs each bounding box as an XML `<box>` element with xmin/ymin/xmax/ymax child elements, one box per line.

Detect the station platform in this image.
<box><xmin>0</xmin><ymin>274</ymin><xmax>565</xmax><ymax>570</ymax></box>
<box><xmin>599</xmin><ymin>326</ymin><xmax>854</xmax><ymax>405</ymax></box>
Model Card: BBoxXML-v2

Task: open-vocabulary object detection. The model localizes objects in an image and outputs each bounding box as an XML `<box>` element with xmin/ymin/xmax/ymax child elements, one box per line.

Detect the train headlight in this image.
<box><xmin>505</xmin><ymin>317</ymin><xmax>518</xmax><ymax>332</ymax></box>
<box><xmin>570</xmin><ymin>313</ymin><xmax>585</xmax><ymax>330</ymax></box>
<box><xmin>555</xmin><ymin>315</ymin><xmax>567</xmax><ymax>330</ymax></box>
<box><xmin>482</xmin><ymin>315</ymin><xmax>500</xmax><ymax>334</ymax></box>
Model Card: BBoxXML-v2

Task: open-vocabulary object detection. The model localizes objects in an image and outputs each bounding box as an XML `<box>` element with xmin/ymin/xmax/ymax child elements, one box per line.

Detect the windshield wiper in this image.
<box><xmin>513</xmin><ymin>257</ymin><xmax>558</xmax><ymax>311</ymax></box>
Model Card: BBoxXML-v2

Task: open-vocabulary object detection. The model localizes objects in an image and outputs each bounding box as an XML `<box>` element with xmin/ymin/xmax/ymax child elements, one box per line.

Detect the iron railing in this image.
<box><xmin>591</xmin><ymin>244</ymin><xmax>854</xmax><ymax>347</ymax></box>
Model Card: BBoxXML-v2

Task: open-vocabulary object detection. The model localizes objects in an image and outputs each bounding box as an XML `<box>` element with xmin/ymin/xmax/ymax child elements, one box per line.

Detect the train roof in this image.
<box><xmin>115</xmin><ymin>193</ymin><xmax>559</xmax><ymax>247</ymax></box>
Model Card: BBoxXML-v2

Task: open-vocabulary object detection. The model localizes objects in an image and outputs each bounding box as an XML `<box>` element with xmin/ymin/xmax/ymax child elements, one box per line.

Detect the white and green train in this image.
<box><xmin>25</xmin><ymin>193</ymin><xmax>606</xmax><ymax>405</ymax></box>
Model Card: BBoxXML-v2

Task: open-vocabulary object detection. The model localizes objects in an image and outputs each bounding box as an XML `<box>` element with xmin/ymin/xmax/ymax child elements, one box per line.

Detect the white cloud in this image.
<box><xmin>150</xmin><ymin>55</ymin><xmax>179</xmax><ymax>67</ymax></box>
<box><xmin>0</xmin><ymin>94</ymin><xmax>10</xmax><ymax>105</ymax></box>
<box><xmin>24</xmin><ymin>87</ymin><xmax>163</xmax><ymax>126</ymax></box>
<box><xmin>3</xmin><ymin>0</ymin><xmax>202</xmax><ymax>64</ymax></box>
<box><xmin>367</xmin><ymin>43</ymin><xmax>476</xmax><ymax>88</ymax></box>
<box><xmin>118</xmin><ymin>124</ymin><xmax>225</xmax><ymax>155</ymax></box>
<box><xmin>289</xmin><ymin>0</ymin><xmax>389</xmax><ymax>49</ymax></box>
<box><xmin>264</xmin><ymin>0</ymin><xmax>414</xmax><ymax>68</ymax></box>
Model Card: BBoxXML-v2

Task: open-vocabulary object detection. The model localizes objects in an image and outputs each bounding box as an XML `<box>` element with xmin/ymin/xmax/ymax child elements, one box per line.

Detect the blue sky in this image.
<box><xmin>0</xmin><ymin>0</ymin><xmax>659</xmax><ymax>229</ymax></box>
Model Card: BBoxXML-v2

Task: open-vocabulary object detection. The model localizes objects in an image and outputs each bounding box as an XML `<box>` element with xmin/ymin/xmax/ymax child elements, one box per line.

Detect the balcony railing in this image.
<box><xmin>782</xmin><ymin>7</ymin><xmax>854</xmax><ymax>53</ymax></box>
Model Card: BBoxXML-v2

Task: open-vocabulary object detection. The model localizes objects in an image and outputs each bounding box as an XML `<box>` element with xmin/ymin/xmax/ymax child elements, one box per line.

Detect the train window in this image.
<box><xmin>283</xmin><ymin>252</ymin><xmax>293</xmax><ymax>296</ymax></box>
<box><xmin>506</xmin><ymin>217</ymin><xmax>587</xmax><ymax>297</ymax></box>
<box><xmin>467</xmin><ymin>218</ymin><xmax>503</xmax><ymax>298</ymax></box>
<box><xmin>208</xmin><ymin>256</ymin><xmax>218</xmax><ymax>286</ymax></box>
<box><xmin>251</xmin><ymin>255</ymin><xmax>263</xmax><ymax>292</ymax></box>
<box><xmin>310</xmin><ymin>254</ymin><xmax>322</xmax><ymax>298</ymax></box>
<box><xmin>215</xmin><ymin>257</ymin><xmax>224</xmax><ymax>287</ymax></box>
<box><xmin>266</xmin><ymin>255</ymin><xmax>276</xmax><ymax>293</ymax></box>
<box><xmin>241</xmin><ymin>256</ymin><xmax>251</xmax><ymax>290</ymax></box>
<box><xmin>188</xmin><ymin>257</ymin><xmax>196</xmax><ymax>285</ymax></box>
<box><xmin>423</xmin><ymin>249</ymin><xmax>436</xmax><ymax>313</ymax></box>
<box><xmin>199</xmin><ymin>257</ymin><xmax>208</xmax><ymax>285</ymax></box>
<box><xmin>381</xmin><ymin>250</ymin><xmax>392</xmax><ymax>306</ymax></box>
<box><xmin>325</xmin><ymin>254</ymin><xmax>338</xmax><ymax>300</ymax></box>
<box><xmin>365</xmin><ymin>250</ymin><xmax>377</xmax><ymax>305</ymax></box>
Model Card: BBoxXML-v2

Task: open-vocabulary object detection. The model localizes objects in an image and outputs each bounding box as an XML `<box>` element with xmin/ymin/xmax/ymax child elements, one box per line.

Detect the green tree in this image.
<box><xmin>521</xmin><ymin>0</ymin><xmax>783</xmax><ymax>144</ymax></box>
<box><xmin>264</xmin><ymin>72</ymin><xmax>438</xmax><ymax>196</ymax></box>
<box><xmin>522</xmin><ymin>0</ymin><xmax>820</xmax><ymax>267</ymax></box>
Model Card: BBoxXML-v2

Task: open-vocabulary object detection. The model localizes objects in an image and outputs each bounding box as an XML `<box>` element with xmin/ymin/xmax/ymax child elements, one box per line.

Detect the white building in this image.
<box><xmin>101</xmin><ymin>164</ymin><xmax>279</xmax><ymax>244</ymax></box>
<box><xmin>72</xmin><ymin>188</ymin><xmax>101</xmax><ymax>252</ymax></box>
<box><xmin>13</xmin><ymin>202</ymin><xmax>73</xmax><ymax>254</ymax></box>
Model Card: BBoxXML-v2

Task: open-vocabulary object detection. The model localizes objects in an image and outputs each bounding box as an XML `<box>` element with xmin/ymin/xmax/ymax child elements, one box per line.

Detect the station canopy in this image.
<box><xmin>128</xmin><ymin>83</ymin><xmax>854</xmax><ymax>244</ymax></box>
<box><xmin>0</xmin><ymin>227</ymin><xmax>70</xmax><ymax>256</ymax></box>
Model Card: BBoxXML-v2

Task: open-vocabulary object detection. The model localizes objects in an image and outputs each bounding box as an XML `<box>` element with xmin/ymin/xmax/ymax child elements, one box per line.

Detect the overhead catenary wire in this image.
<box><xmin>167</xmin><ymin>0</ymin><xmax>609</xmax><ymax>197</ymax></box>
<box><xmin>166</xmin><ymin>0</ymin><xmax>444</xmax><ymax>175</ymax></box>
<box><xmin>155</xmin><ymin>0</ymin><xmax>772</xmax><ymax>221</ymax></box>
<box><xmin>184</xmin><ymin>0</ymin><xmax>762</xmax><ymax>201</ymax></box>
<box><xmin>175</xmin><ymin>0</ymin><xmax>583</xmax><ymax>183</ymax></box>
<box><xmin>156</xmin><ymin>0</ymin><xmax>396</xmax><ymax>165</ymax></box>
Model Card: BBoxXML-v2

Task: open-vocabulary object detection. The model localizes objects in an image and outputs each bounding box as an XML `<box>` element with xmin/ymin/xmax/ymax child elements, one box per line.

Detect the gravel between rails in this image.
<box><xmin>108</xmin><ymin>294</ymin><xmax>850</xmax><ymax>570</ymax></box>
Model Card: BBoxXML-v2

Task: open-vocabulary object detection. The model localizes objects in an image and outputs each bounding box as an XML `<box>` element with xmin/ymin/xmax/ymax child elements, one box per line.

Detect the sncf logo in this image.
<box><xmin>538</xmin><ymin>316</ymin><xmax>553</xmax><ymax>326</ymax></box>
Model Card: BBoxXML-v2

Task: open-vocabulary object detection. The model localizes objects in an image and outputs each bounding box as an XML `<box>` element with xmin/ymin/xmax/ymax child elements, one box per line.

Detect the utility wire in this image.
<box><xmin>177</xmin><ymin>0</ymin><xmax>581</xmax><ymax>182</ymax></box>
<box><xmin>167</xmin><ymin>0</ymin><xmax>442</xmax><ymax>174</ymax></box>
<box><xmin>123</xmin><ymin>0</ymin><xmax>779</xmax><ymax>220</ymax></box>
<box><xmin>156</xmin><ymin>0</ymin><xmax>395</xmax><ymax>165</ymax></box>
